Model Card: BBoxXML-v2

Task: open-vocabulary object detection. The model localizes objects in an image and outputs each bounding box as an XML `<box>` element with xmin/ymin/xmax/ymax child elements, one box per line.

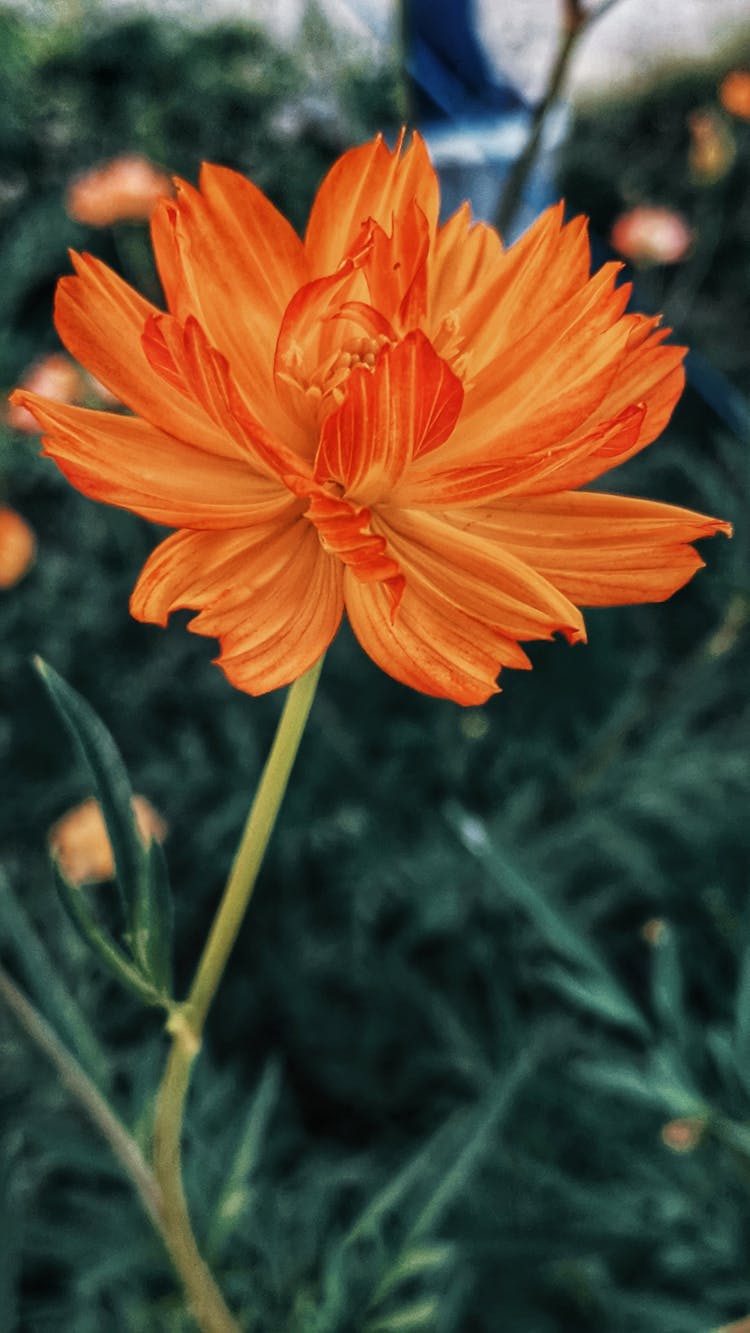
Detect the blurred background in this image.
<box><xmin>0</xmin><ymin>2</ymin><xmax>749</xmax><ymax>1330</ymax></box>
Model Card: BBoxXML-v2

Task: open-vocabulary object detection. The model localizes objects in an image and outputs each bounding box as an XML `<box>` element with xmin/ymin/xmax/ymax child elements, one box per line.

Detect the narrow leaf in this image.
<box><xmin>51</xmin><ymin>861</ymin><xmax>166</xmax><ymax>1009</ymax></box>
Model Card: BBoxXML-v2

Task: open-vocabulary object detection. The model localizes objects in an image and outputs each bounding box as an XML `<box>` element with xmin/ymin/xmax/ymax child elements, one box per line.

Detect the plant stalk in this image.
<box><xmin>151</xmin><ymin>655</ymin><xmax>325</xmax><ymax>1332</ymax></box>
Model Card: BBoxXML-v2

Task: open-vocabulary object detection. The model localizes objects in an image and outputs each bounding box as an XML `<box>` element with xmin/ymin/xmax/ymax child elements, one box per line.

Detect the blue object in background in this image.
<box><xmin>402</xmin><ymin>0</ymin><xmax>567</xmax><ymax>240</ymax></box>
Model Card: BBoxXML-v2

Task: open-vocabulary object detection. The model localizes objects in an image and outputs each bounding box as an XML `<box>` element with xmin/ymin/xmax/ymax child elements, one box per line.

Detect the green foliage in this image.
<box><xmin>0</xmin><ymin>7</ymin><xmax>748</xmax><ymax>1333</ymax></box>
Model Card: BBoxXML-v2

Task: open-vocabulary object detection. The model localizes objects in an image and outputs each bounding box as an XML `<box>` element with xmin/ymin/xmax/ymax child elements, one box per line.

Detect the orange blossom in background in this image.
<box><xmin>66</xmin><ymin>154</ymin><xmax>173</xmax><ymax>227</ymax></box>
<box><xmin>12</xmin><ymin>133</ymin><xmax>730</xmax><ymax>705</ymax></box>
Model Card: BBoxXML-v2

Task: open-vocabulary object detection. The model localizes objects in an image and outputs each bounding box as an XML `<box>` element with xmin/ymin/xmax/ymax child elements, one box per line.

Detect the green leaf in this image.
<box><xmin>0</xmin><ymin>867</ymin><xmax>109</xmax><ymax>1080</ymax></box>
<box><xmin>365</xmin><ymin>1297</ymin><xmax>441</xmax><ymax>1331</ymax></box>
<box><xmin>544</xmin><ymin>963</ymin><xmax>650</xmax><ymax>1039</ymax></box>
<box><xmin>33</xmin><ymin>657</ymin><xmax>173</xmax><ymax>1002</ymax></box>
<box><xmin>51</xmin><ymin>861</ymin><xmax>165</xmax><ymax>1009</ymax></box>
<box><xmin>649</xmin><ymin>921</ymin><xmax>686</xmax><ymax>1046</ymax></box>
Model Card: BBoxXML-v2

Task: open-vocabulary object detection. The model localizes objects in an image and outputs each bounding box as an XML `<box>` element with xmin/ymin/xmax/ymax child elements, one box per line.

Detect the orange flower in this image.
<box><xmin>0</xmin><ymin>506</ymin><xmax>36</xmax><ymax>588</ymax></box>
<box><xmin>12</xmin><ymin>134</ymin><xmax>730</xmax><ymax>704</ymax></box>
<box><xmin>610</xmin><ymin>205</ymin><xmax>694</xmax><ymax>266</ymax></box>
<box><xmin>719</xmin><ymin>70</ymin><xmax>750</xmax><ymax>120</ymax></box>
<box><xmin>48</xmin><ymin>794</ymin><xmax>167</xmax><ymax>886</ymax></box>
<box><xmin>6</xmin><ymin>353</ymin><xmax>87</xmax><ymax>433</ymax></box>
<box><xmin>66</xmin><ymin>153</ymin><xmax>173</xmax><ymax>227</ymax></box>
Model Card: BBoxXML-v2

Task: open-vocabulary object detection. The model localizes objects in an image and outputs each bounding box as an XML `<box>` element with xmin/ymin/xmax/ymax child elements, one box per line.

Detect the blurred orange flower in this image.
<box><xmin>610</xmin><ymin>205</ymin><xmax>694</xmax><ymax>266</ymax></box>
<box><xmin>688</xmin><ymin>108</ymin><xmax>736</xmax><ymax>183</ymax></box>
<box><xmin>7</xmin><ymin>353</ymin><xmax>86</xmax><ymax>433</ymax></box>
<box><xmin>13</xmin><ymin>134</ymin><xmax>730</xmax><ymax>704</ymax></box>
<box><xmin>48</xmin><ymin>794</ymin><xmax>167</xmax><ymax>886</ymax></box>
<box><xmin>719</xmin><ymin>69</ymin><xmax>750</xmax><ymax>120</ymax></box>
<box><xmin>66</xmin><ymin>153</ymin><xmax>173</xmax><ymax>227</ymax></box>
<box><xmin>0</xmin><ymin>506</ymin><xmax>36</xmax><ymax>588</ymax></box>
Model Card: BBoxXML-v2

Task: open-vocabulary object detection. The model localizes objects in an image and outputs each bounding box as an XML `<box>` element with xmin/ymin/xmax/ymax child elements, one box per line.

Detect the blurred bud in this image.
<box><xmin>641</xmin><ymin>917</ymin><xmax>667</xmax><ymax>946</ymax></box>
<box><xmin>0</xmin><ymin>506</ymin><xmax>36</xmax><ymax>588</ymax></box>
<box><xmin>719</xmin><ymin>70</ymin><xmax>750</xmax><ymax>120</ymax></box>
<box><xmin>704</xmin><ymin>593</ymin><xmax>749</xmax><ymax>659</ymax></box>
<box><xmin>49</xmin><ymin>795</ymin><xmax>167</xmax><ymax>886</ymax></box>
<box><xmin>66</xmin><ymin>153</ymin><xmax>172</xmax><ymax>227</ymax></box>
<box><xmin>7</xmin><ymin>353</ymin><xmax>86</xmax><ymax>432</ymax></box>
<box><xmin>611</xmin><ymin>206</ymin><xmax>694</xmax><ymax>266</ymax></box>
<box><xmin>460</xmin><ymin>710</ymin><xmax>490</xmax><ymax>741</ymax></box>
<box><xmin>660</xmin><ymin>1117</ymin><xmax>705</xmax><ymax>1153</ymax></box>
<box><xmin>714</xmin><ymin>1318</ymin><xmax>750</xmax><ymax>1333</ymax></box>
<box><xmin>688</xmin><ymin>108</ymin><xmax>736</xmax><ymax>183</ymax></box>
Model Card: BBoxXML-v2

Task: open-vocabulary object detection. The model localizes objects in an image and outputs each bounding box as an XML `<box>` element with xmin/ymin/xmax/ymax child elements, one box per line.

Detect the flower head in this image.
<box><xmin>66</xmin><ymin>153</ymin><xmax>173</xmax><ymax>227</ymax></box>
<box><xmin>49</xmin><ymin>794</ymin><xmax>167</xmax><ymax>886</ymax></box>
<box><xmin>0</xmin><ymin>506</ymin><xmax>36</xmax><ymax>588</ymax></box>
<box><xmin>719</xmin><ymin>69</ymin><xmax>750</xmax><ymax>120</ymax></box>
<box><xmin>12</xmin><ymin>133</ymin><xmax>729</xmax><ymax>704</ymax></box>
<box><xmin>610</xmin><ymin>205</ymin><xmax>694</xmax><ymax>266</ymax></box>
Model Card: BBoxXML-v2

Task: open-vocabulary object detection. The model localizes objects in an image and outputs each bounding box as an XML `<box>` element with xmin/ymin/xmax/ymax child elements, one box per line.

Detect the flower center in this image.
<box><xmin>333</xmin><ymin>333</ymin><xmax>389</xmax><ymax>376</ymax></box>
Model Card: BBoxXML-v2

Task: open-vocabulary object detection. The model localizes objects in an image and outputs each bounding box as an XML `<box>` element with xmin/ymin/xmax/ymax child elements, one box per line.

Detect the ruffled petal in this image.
<box><xmin>358</xmin><ymin>201</ymin><xmax>430</xmax><ymax>332</ymax></box>
<box><xmin>314</xmin><ymin>331</ymin><xmax>463</xmax><ymax>505</ymax></box>
<box><xmin>344</xmin><ymin>574</ymin><xmax>531</xmax><ymax>706</ymax></box>
<box><xmin>304</xmin><ymin>132</ymin><xmax>440</xmax><ymax>277</ymax></box>
<box><xmin>13</xmin><ymin>392</ymin><xmax>294</xmax><ymax>529</ymax></box>
<box><xmin>380</xmin><ymin>507</ymin><xmax>586</xmax><ymax>644</ymax></box>
<box><xmin>161</xmin><ymin>171</ymin><xmax>309</xmax><ymax>449</ymax></box>
<box><xmin>141</xmin><ymin>312</ymin><xmax>314</xmax><ymax>492</ymax></box>
<box><xmin>132</xmin><ymin>521</ymin><xmax>342</xmax><ymax>693</ymax></box>
<box><xmin>453</xmin><ymin>491</ymin><xmax>732</xmax><ymax>605</ymax></box>
<box><xmin>437</xmin><ymin>261</ymin><xmax>633</xmax><ymax>469</ymax></box>
<box><xmin>395</xmin><ymin>404</ymin><xmax>646</xmax><ymax>507</ymax></box>
<box><xmin>428</xmin><ymin>206</ymin><xmax>593</xmax><ymax>383</ymax></box>
<box><xmin>55</xmin><ymin>253</ymin><xmax>237</xmax><ymax>458</ymax></box>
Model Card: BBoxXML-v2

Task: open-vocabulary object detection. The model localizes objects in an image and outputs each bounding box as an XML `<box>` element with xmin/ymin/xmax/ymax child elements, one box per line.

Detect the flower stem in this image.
<box><xmin>0</xmin><ymin>961</ymin><xmax>162</xmax><ymax>1230</ymax></box>
<box><xmin>494</xmin><ymin>0</ymin><xmax>627</xmax><ymax>239</ymax></box>
<box><xmin>152</xmin><ymin>655</ymin><xmax>325</xmax><ymax>1332</ymax></box>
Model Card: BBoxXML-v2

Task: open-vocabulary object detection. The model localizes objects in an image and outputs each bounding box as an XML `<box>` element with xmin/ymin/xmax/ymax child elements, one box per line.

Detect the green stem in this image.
<box><xmin>495</xmin><ymin>0</ymin><xmax>628</xmax><ymax>239</ymax></box>
<box><xmin>152</xmin><ymin>655</ymin><xmax>325</xmax><ymax>1332</ymax></box>
<box><xmin>0</xmin><ymin>962</ymin><xmax>162</xmax><ymax>1230</ymax></box>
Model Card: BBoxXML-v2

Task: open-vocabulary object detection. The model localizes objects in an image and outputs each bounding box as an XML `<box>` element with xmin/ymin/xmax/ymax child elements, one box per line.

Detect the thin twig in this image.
<box><xmin>495</xmin><ymin>0</ymin><xmax>630</xmax><ymax>238</ymax></box>
<box><xmin>0</xmin><ymin>961</ymin><xmax>164</xmax><ymax>1230</ymax></box>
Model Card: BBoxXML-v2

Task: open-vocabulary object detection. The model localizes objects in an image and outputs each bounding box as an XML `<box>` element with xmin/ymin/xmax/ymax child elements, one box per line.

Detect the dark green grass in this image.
<box><xmin>0</xmin><ymin>8</ymin><xmax>748</xmax><ymax>1331</ymax></box>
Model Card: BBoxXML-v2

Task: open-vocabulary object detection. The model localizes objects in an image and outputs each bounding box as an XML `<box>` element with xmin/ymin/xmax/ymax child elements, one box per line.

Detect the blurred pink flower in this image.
<box><xmin>0</xmin><ymin>506</ymin><xmax>36</xmax><ymax>588</ymax></box>
<box><xmin>66</xmin><ymin>154</ymin><xmax>173</xmax><ymax>227</ymax></box>
<box><xmin>719</xmin><ymin>70</ymin><xmax>750</xmax><ymax>120</ymax></box>
<box><xmin>610</xmin><ymin>206</ymin><xmax>694</xmax><ymax>266</ymax></box>
<box><xmin>6</xmin><ymin>353</ymin><xmax>87</xmax><ymax>433</ymax></box>
<box><xmin>48</xmin><ymin>794</ymin><xmax>167</xmax><ymax>886</ymax></box>
<box><xmin>660</xmin><ymin>1117</ymin><xmax>705</xmax><ymax>1153</ymax></box>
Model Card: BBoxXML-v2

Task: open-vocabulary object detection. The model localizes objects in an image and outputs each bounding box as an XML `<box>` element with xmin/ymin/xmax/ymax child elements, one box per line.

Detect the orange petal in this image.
<box><xmin>141</xmin><ymin>312</ymin><xmax>313</xmax><ymax>491</ymax></box>
<box><xmin>396</xmin><ymin>404</ymin><xmax>646</xmax><ymax>507</ymax></box>
<box><xmin>304</xmin><ymin>132</ymin><xmax>440</xmax><ymax>277</ymax></box>
<box><xmin>55</xmin><ymin>253</ymin><xmax>236</xmax><ymax>458</ymax></box>
<box><xmin>359</xmin><ymin>201</ymin><xmax>430</xmax><ymax>331</ymax></box>
<box><xmin>273</xmin><ymin>259</ymin><xmax>369</xmax><ymax>434</ymax></box>
<box><xmin>458</xmin><ymin>491</ymin><xmax>732</xmax><ymax>605</ymax></box>
<box><xmin>134</xmin><ymin>523</ymin><xmax>343</xmax><ymax>694</ymax></box>
<box><xmin>443</xmin><ymin>262</ymin><xmax>632</xmax><ymax>468</ymax></box>
<box><xmin>344</xmin><ymin>573</ymin><xmax>530</xmax><ymax>705</ymax></box>
<box><xmin>431</xmin><ymin>206</ymin><xmax>592</xmax><ymax>382</ymax></box>
<box><xmin>14</xmin><ymin>393</ymin><xmax>293</xmax><ymax>529</ymax></box>
<box><xmin>162</xmin><ymin>169</ymin><xmax>309</xmax><ymax>447</ymax></box>
<box><xmin>381</xmin><ymin>507</ymin><xmax>586</xmax><ymax>645</ymax></box>
<box><xmin>314</xmin><ymin>331</ymin><xmax>463</xmax><ymax>504</ymax></box>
